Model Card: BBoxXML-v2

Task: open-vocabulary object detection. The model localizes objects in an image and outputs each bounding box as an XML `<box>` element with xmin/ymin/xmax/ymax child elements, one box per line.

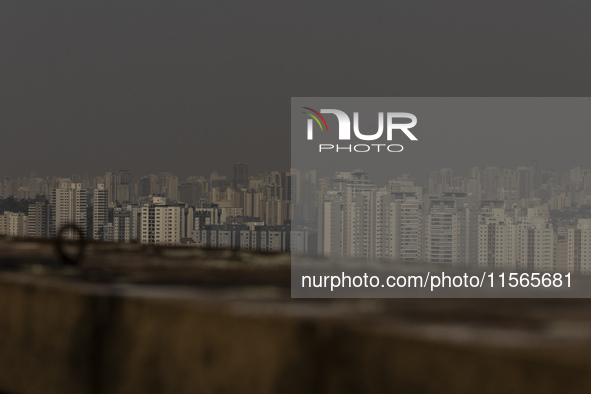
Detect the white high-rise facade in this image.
<box><xmin>318</xmin><ymin>172</ymin><xmax>424</xmax><ymax>263</ymax></box>
<box><xmin>50</xmin><ymin>182</ymin><xmax>88</xmax><ymax>239</ymax></box>
<box><xmin>517</xmin><ymin>208</ymin><xmax>553</xmax><ymax>272</ymax></box>
<box><xmin>320</xmin><ymin>191</ymin><xmax>345</xmax><ymax>257</ymax></box>
<box><xmin>425</xmin><ymin>197</ymin><xmax>468</xmax><ymax>265</ymax></box>
<box><xmin>375</xmin><ymin>192</ymin><xmax>423</xmax><ymax>262</ymax></box>
<box><xmin>478</xmin><ymin>206</ymin><xmax>518</xmax><ymax>270</ymax></box>
<box><xmin>140</xmin><ymin>196</ymin><xmax>187</xmax><ymax>245</ymax></box>
<box><xmin>477</xmin><ymin>205</ymin><xmax>554</xmax><ymax>272</ymax></box>
<box><xmin>93</xmin><ymin>184</ymin><xmax>109</xmax><ymax>240</ymax></box>
<box><xmin>343</xmin><ymin>171</ymin><xmax>376</xmax><ymax>259</ymax></box>
<box><xmin>0</xmin><ymin>212</ymin><xmax>28</xmax><ymax>237</ymax></box>
<box><xmin>27</xmin><ymin>199</ymin><xmax>50</xmax><ymax>238</ymax></box>
<box><xmin>567</xmin><ymin>219</ymin><xmax>591</xmax><ymax>274</ymax></box>
<box><xmin>396</xmin><ymin>193</ymin><xmax>423</xmax><ymax>262</ymax></box>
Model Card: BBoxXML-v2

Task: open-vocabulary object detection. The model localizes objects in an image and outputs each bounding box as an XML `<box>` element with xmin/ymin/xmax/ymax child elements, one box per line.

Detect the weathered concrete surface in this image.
<box><xmin>2</xmin><ymin>237</ymin><xmax>591</xmax><ymax>393</ymax></box>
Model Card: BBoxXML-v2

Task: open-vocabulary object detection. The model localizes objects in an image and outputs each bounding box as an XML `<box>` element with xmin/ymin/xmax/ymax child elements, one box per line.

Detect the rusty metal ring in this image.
<box><xmin>55</xmin><ymin>223</ymin><xmax>86</xmax><ymax>266</ymax></box>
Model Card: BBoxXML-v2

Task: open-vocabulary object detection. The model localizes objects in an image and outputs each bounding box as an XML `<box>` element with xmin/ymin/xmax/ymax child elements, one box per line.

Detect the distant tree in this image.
<box><xmin>0</xmin><ymin>197</ymin><xmax>35</xmax><ymax>214</ymax></box>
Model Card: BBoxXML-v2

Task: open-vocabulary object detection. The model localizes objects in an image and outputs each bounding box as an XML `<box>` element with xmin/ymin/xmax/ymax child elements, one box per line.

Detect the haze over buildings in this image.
<box><xmin>4</xmin><ymin>160</ymin><xmax>591</xmax><ymax>273</ymax></box>
<box><xmin>0</xmin><ymin>164</ymin><xmax>298</xmax><ymax>253</ymax></box>
<box><xmin>294</xmin><ymin>162</ymin><xmax>591</xmax><ymax>274</ymax></box>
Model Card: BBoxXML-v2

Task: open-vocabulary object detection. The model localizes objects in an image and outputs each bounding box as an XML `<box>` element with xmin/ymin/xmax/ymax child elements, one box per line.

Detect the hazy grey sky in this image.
<box><xmin>3</xmin><ymin>1</ymin><xmax>591</xmax><ymax>179</ymax></box>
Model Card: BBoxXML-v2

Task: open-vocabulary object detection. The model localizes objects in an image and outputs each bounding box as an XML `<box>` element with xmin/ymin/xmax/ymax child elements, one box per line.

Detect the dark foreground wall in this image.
<box><xmin>1</xmin><ymin>238</ymin><xmax>591</xmax><ymax>394</ymax></box>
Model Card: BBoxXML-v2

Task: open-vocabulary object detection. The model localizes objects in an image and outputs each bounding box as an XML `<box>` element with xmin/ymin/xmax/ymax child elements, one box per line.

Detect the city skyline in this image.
<box><xmin>5</xmin><ymin>160</ymin><xmax>591</xmax><ymax>274</ymax></box>
<box><xmin>0</xmin><ymin>158</ymin><xmax>585</xmax><ymax>184</ymax></box>
<box><xmin>0</xmin><ymin>164</ymin><xmax>281</xmax><ymax>184</ymax></box>
<box><xmin>2</xmin><ymin>160</ymin><xmax>591</xmax><ymax>206</ymax></box>
<box><xmin>295</xmin><ymin>165</ymin><xmax>591</xmax><ymax>275</ymax></box>
<box><xmin>1</xmin><ymin>163</ymin><xmax>296</xmax><ymax>252</ymax></box>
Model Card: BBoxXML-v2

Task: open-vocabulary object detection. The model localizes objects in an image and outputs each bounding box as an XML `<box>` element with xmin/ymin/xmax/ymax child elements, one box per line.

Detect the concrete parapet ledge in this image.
<box><xmin>1</xmin><ymin>237</ymin><xmax>591</xmax><ymax>393</ymax></box>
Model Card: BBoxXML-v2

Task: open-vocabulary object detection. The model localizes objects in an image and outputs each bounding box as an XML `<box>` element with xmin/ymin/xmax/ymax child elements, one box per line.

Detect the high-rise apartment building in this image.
<box><xmin>319</xmin><ymin>191</ymin><xmax>345</xmax><ymax>257</ymax></box>
<box><xmin>342</xmin><ymin>171</ymin><xmax>376</xmax><ymax>259</ymax></box>
<box><xmin>140</xmin><ymin>196</ymin><xmax>191</xmax><ymax>245</ymax></box>
<box><xmin>424</xmin><ymin>194</ymin><xmax>469</xmax><ymax>265</ymax></box>
<box><xmin>27</xmin><ymin>196</ymin><xmax>50</xmax><ymax>238</ymax></box>
<box><xmin>319</xmin><ymin>174</ymin><xmax>424</xmax><ymax>262</ymax></box>
<box><xmin>567</xmin><ymin>219</ymin><xmax>591</xmax><ymax>274</ymax></box>
<box><xmin>392</xmin><ymin>192</ymin><xmax>423</xmax><ymax>262</ymax></box>
<box><xmin>50</xmin><ymin>182</ymin><xmax>88</xmax><ymax>239</ymax></box>
<box><xmin>158</xmin><ymin>172</ymin><xmax>179</xmax><ymax>202</ymax></box>
<box><xmin>192</xmin><ymin>224</ymin><xmax>298</xmax><ymax>253</ymax></box>
<box><xmin>517</xmin><ymin>208</ymin><xmax>553</xmax><ymax>272</ymax></box>
<box><xmin>477</xmin><ymin>203</ymin><xmax>518</xmax><ymax>270</ymax></box>
<box><xmin>93</xmin><ymin>184</ymin><xmax>109</xmax><ymax>240</ymax></box>
<box><xmin>113</xmin><ymin>204</ymin><xmax>142</xmax><ymax>242</ymax></box>
<box><xmin>0</xmin><ymin>212</ymin><xmax>28</xmax><ymax>237</ymax></box>
<box><xmin>375</xmin><ymin>191</ymin><xmax>422</xmax><ymax>262</ymax></box>
<box><xmin>233</xmin><ymin>163</ymin><xmax>249</xmax><ymax>189</ymax></box>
